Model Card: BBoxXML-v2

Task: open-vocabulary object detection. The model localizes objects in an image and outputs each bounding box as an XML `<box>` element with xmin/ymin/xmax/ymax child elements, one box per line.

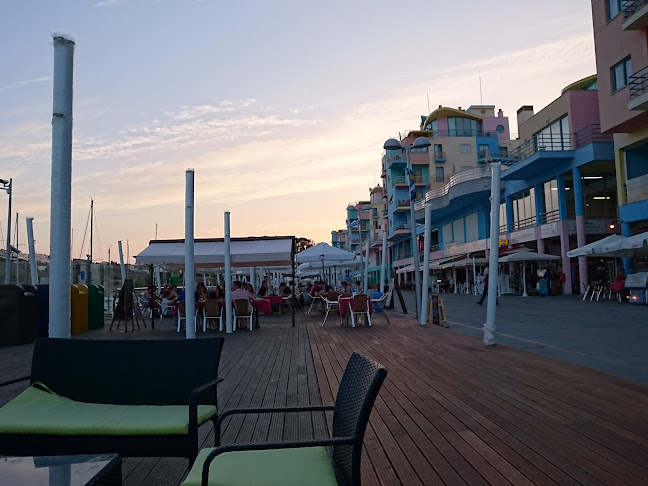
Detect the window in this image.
<box><xmin>499</xmin><ymin>146</ymin><xmax>508</xmax><ymax>157</ymax></box>
<box><xmin>496</xmin><ymin>124</ymin><xmax>505</xmax><ymax>134</ymax></box>
<box><xmin>434</xmin><ymin>144</ymin><xmax>443</xmax><ymax>155</ymax></box>
<box><xmin>460</xmin><ymin>144</ymin><xmax>472</xmax><ymax>153</ymax></box>
<box><xmin>478</xmin><ymin>144</ymin><xmax>489</xmax><ymax>159</ymax></box>
<box><xmin>425</xmin><ymin>119</ymin><xmax>438</xmax><ymax>131</ymax></box>
<box><xmin>606</xmin><ymin>0</ymin><xmax>622</xmax><ymax>20</ymax></box>
<box><xmin>611</xmin><ymin>57</ymin><xmax>632</xmax><ymax>92</ymax></box>
<box><xmin>534</xmin><ymin>115</ymin><xmax>571</xmax><ymax>151</ymax></box>
<box><xmin>435</xmin><ymin>167</ymin><xmax>445</xmax><ymax>182</ymax></box>
<box><xmin>448</xmin><ymin>117</ymin><xmax>482</xmax><ymax>137</ymax></box>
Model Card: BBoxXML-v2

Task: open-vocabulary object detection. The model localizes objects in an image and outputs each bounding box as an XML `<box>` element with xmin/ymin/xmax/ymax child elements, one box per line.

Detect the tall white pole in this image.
<box><xmin>380</xmin><ymin>230</ymin><xmax>387</xmax><ymax>295</ymax></box>
<box><xmin>3</xmin><ymin>179</ymin><xmax>12</xmax><ymax>285</ymax></box>
<box><xmin>224</xmin><ymin>212</ymin><xmax>233</xmax><ymax>333</ymax></box>
<box><xmin>420</xmin><ymin>203</ymin><xmax>432</xmax><ymax>325</ymax></box>
<box><xmin>155</xmin><ymin>266</ymin><xmax>161</xmax><ymax>294</ymax></box>
<box><xmin>26</xmin><ymin>217</ymin><xmax>38</xmax><ymax>285</ymax></box>
<box><xmin>184</xmin><ymin>169</ymin><xmax>196</xmax><ymax>339</ymax></box>
<box><xmin>48</xmin><ymin>35</ymin><xmax>75</xmax><ymax>339</ymax></box>
<box><xmin>364</xmin><ymin>238</ymin><xmax>370</xmax><ymax>293</ymax></box>
<box><xmin>357</xmin><ymin>224</ymin><xmax>363</xmax><ymax>289</ymax></box>
<box><xmin>407</xmin><ymin>149</ymin><xmax>421</xmax><ymax>321</ymax></box>
<box><xmin>118</xmin><ymin>241</ymin><xmax>126</xmax><ymax>282</ymax></box>
<box><xmin>472</xmin><ymin>257</ymin><xmax>477</xmax><ymax>295</ymax></box>
<box><xmin>484</xmin><ymin>163</ymin><xmax>501</xmax><ymax>346</ymax></box>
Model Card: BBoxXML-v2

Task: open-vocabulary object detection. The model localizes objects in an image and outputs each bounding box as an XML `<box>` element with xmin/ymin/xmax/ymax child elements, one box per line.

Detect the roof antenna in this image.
<box><xmin>479</xmin><ymin>71</ymin><xmax>483</xmax><ymax>105</ymax></box>
<box><xmin>427</xmin><ymin>90</ymin><xmax>430</xmax><ymax>114</ymax></box>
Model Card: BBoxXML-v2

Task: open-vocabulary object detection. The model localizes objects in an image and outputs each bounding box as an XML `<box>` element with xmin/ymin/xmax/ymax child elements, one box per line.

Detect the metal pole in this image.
<box><xmin>380</xmin><ymin>229</ymin><xmax>387</xmax><ymax>295</ymax></box>
<box><xmin>484</xmin><ymin>163</ymin><xmax>501</xmax><ymax>346</ymax></box>
<box><xmin>49</xmin><ymin>35</ymin><xmax>74</xmax><ymax>339</ymax></box>
<box><xmin>15</xmin><ymin>212</ymin><xmax>19</xmax><ymax>284</ymax></box>
<box><xmin>420</xmin><ymin>203</ymin><xmax>432</xmax><ymax>325</ymax></box>
<box><xmin>184</xmin><ymin>169</ymin><xmax>196</xmax><ymax>339</ymax></box>
<box><xmin>26</xmin><ymin>217</ymin><xmax>38</xmax><ymax>285</ymax></box>
<box><xmin>364</xmin><ymin>238</ymin><xmax>369</xmax><ymax>294</ymax></box>
<box><xmin>472</xmin><ymin>257</ymin><xmax>477</xmax><ymax>295</ymax></box>
<box><xmin>224</xmin><ymin>212</ymin><xmax>233</xmax><ymax>333</ymax></box>
<box><xmin>357</xmin><ymin>224</ymin><xmax>363</xmax><ymax>289</ymax></box>
<box><xmin>407</xmin><ymin>149</ymin><xmax>421</xmax><ymax>321</ymax></box>
<box><xmin>3</xmin><ymin>178</ymin><xmax>11</xmax><ymax>285</ymax></box>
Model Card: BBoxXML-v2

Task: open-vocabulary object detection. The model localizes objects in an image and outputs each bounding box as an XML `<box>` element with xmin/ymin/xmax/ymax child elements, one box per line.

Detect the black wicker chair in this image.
<box><xmin>0</xmin><ymin>337</ymin><xmax>224</xmax><ymax>460</ymax></box>
<box><xmin>181</xmin><ymin>351</ymin><xmax>387</xmax><ymax>486</ymax></box>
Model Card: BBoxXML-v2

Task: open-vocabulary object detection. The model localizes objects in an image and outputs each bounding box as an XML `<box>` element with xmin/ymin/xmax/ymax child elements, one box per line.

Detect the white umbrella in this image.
<box><xmin>498</xmin><ymin>251</ymin><xmax>560</xmax><ymax>297</ymax></box>
<box><xmin>296</xmin><ymin>243</ymin><xmax>356</xmax><ymax>281</ymax></box>
<box><xmin>566</xmin><ymin>234</ymin><xmax>625</xmax><ymax>258</ymax></box>
<box><xmin>599</xmin><ymin>230</ymin><xmax>648</xmax><ymax>257</ymax></box>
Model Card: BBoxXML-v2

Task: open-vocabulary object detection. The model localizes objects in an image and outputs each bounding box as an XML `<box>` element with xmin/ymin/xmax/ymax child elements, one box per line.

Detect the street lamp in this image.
<box><xmin>383</xmin><ymin>137</ymin><xmax>431</xmax><ymax>321</ymax></box>
<box><xmin>0</xmin><ymin>178</ymin><xmax>12</xmax><ymax>285</ymax></box>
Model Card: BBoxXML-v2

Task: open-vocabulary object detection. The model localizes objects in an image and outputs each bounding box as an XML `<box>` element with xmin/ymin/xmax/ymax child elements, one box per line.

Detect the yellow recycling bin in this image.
<box><xmin>70</xmin><ymin>284</ymin><xmax>89</xmax><ymax>334</ymax></box>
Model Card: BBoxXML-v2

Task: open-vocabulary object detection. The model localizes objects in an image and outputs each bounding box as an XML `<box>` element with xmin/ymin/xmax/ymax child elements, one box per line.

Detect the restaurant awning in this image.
<box><xmin>135</xmin><ymin>236</ymin><xmax>295</xmax><ymax>268</ymax></box>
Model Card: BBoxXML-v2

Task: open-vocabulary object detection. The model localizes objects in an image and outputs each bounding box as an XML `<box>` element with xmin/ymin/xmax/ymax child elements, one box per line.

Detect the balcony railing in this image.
<box><xmin>433</xmin><ymin>151</ymin><xmax>446</xmax><ymax>161</ymax></box>
<box><xmin>414</xmin><ymin>166</ymin><xmax>492</xmax><ymax>210</ymax></box>
<box><xmin>629</xmin><ymin>65</ymin><xmax>648</xmax><ymax>100</ymax></box>
<box><xmin>541</xmin><ymin>210</ymin><xmax>560</xmax><ymax>224</ymax></box>
<box><xmin>393</xmin><ymin>175</ymin><xmax>426</xmax><ymax>185</ymax></box>
<box><xmin>624</xmin><ymin>0</ymin><xmax>648</xmax><ymax>18</ymax></box>
<box><xmin>573</xmin><ymin>124</ymin><xmax>613</xmax><ymax>149</ymax></box>
<box><xmin>396</xmin><ymin>199</ymin><xmax>411</xmax><ymax>207</ymax></box>
<box><xmin>388</xmin><ymin>154</ymin><xmax>408</xmax><ymax>165</ymax></box>
<box><xmin>394</xmin><ymin>222</ymin><xmax>410</xmax><ymax>231</ymax></box>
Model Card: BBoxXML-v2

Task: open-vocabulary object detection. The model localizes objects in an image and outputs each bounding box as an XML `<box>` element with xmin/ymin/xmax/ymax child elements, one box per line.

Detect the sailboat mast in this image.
<box><xmin>90</xmin><ymin>198</ymin><xmax>93</xmax><ymax>264</ymax></box>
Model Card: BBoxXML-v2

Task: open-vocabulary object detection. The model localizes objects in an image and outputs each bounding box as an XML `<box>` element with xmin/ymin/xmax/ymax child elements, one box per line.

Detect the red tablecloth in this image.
<box><xmin>264</xmin><ymin>295</ymin><xmax>284</xmax><ymax>312</ymax></box>
<box><xmin>252</xmin><ymin>298</ymin><xmax>272</xmax><ymax>317</ymax></box>
<box><xmin>339</xmin><ymin>297</ymin><xmax>373</xmax><ymax>317</ymax></box>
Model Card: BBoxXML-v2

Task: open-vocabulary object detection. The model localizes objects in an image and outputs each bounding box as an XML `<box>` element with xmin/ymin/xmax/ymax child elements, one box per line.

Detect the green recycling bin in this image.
<box><xmin>71</xmin><ymin>284</ymin><xmax>89</xmax><ymax>335</ymax></box>
<box><xmin>88</xmin><ymin>284</ymin><xmax>105</xmax><ymax>330</ymax></box>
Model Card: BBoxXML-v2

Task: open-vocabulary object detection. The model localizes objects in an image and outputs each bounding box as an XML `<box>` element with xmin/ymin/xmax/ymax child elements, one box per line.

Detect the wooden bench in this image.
<box><xmin>0</xmin><ymin>337</ymin><xmax>224</xmax><ymax>460</ymax></box>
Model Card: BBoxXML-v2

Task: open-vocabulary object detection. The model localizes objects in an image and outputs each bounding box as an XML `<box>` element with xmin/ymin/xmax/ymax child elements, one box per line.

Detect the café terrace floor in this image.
<box><xmin>2</xmin><ymin>297</ymin><xmax>648</xmax><ymax>486</ymax></box>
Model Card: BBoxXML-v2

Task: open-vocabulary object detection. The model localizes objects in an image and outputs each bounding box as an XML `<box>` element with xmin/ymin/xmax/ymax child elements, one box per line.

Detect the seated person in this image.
<box><xmin>257</xmin><ymin>280</ymin><xmax>268</xmax><ymax>297</ymax></box>
<box><xmin>166</xmin><ymin>285</ymin><xmax>179</xmax><ymax>305</ymax></box>
<box><xmin>208</xmin><ymin>284</ymin><xmax>223</xmax><ymax>300</ymax></box>
<box><xmin>339</xmin><ymin>281</ymin><xmax>351</xmax><ymax>294</ymax></box>
<box><xmin>231</xmin><ymin>281</ymin><xmax>254</xmax><ymax>313</ymax></box>
<box><xmin>244</xmin><ymin>283</ymin><xmax>257</xmax><ymax>299</ymax></box>
<box><xmin>196</xmin><ymin>282</ymin><xmax>209</xmax><ymax>302</ymax></box>
<box><xmin>279</xmin><ymin>282</ymin><xmax>292</xmax><ymax>296</ymax></box>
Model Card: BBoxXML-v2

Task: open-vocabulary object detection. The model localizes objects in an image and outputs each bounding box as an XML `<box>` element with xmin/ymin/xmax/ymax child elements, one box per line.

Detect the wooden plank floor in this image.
<box><xmin>306</xmin><ymin>310</ymin><xmax>648</xmax><ymax>486</ymax></box>
<box><xmin>3</xmin><ymin>307</ymin><xmax>648</xmax><ymax>485</ymax></box>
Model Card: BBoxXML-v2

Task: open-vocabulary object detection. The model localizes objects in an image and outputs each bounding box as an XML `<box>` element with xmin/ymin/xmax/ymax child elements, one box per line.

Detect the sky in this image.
<box><xmin>0</xmin><ymin>0</ymin><xmax>597</xmax><ymax>264</ymax></box>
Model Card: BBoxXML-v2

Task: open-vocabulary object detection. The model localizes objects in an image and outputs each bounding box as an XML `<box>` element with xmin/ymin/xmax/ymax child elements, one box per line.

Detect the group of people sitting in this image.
<box><xmin>308</xmin><ymin>280</ymin><xmax>363</xmax><ymax>297</ymax></box>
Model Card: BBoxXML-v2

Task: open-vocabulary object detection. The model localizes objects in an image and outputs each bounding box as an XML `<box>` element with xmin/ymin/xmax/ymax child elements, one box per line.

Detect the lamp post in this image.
<box><xmin>383</xmin><ymin>137</ymin><xmax>431</xmax><ymax>321</ymax></box>
<box><xmin>0</xmin><ymin>178</ymin><xmax>12</xmax><ymax>285</ymax></box>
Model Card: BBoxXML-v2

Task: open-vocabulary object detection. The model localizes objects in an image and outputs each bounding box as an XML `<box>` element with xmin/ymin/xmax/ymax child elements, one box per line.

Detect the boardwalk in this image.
<box><xmin>2</xmin><ymin>302</ymin><xmax>648</xmax><ymax>485</ymax></box>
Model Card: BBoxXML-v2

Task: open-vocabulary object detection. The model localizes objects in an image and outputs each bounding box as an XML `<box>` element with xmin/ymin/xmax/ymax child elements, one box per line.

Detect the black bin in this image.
<box><xmin>0</xmin><ymin>284</ymin><xmax>37</xmax><ymax>346</ymax></box>
<box><xmin>34</xmin><ymin>284</ymin><xmax>50</xmax><ymax>337</ymax></box>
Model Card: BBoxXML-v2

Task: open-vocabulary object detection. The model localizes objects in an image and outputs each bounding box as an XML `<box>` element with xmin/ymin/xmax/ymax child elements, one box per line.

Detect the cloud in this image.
<box><xmin>92</xmin><ymin>0</ymin><xmax>125</xmax><ymax>7</ymax></box>
<box><xmin>0</xmin><ymin>76</ymin><xmax>52</xmax><ymax>91</ymax></box>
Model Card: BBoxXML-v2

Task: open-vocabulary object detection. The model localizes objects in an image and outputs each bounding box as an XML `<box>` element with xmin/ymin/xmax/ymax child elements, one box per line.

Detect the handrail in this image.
<box><xmin>394</xmin><ymin>222</ymin><xmax>410</xmax><ymax>230</ymax></box>
<box><xmin>573</xmin><ymin>124</ymin><xmax>613</xmax><ymax>148</ymax></box>
<box><xmin>629</xmin><ymin>65</ymin><xmax>648</xmax><ymax>100</ymax></box>
<box><xmin>623</xmin><ymin>0</ymin><xmax>648</xmax><ymax>18</ymax></box>
<box><xmin>414</xmin><ymin>166</ymin><xmax>492</xmax><ymax>209</ymax></box>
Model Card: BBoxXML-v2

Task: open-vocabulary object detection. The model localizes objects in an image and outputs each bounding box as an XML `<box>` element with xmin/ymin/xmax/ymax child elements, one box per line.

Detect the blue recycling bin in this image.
<box><xmin>372</xmin><ymin>291</ymin><xmax>383</xmax><ymax>312</ymax></box>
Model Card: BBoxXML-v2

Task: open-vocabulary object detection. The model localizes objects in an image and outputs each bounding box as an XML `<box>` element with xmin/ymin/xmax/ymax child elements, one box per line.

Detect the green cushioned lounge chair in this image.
<box><xmin>182</xmin><ymin>352</ymin><xmax>387</xmax><ymax>486</ymax></box>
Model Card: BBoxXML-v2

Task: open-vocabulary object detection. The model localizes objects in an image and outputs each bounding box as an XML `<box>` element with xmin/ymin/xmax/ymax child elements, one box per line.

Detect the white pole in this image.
<box><xmin>407</xmin><ymin>149</ymin><xmax>421</xmax><ymax>321</ymax></box>
<box><xmin>420</xmin><ymin>203</ymin><xmax>432</xmax><ymax>325</ymax></box>
<box><xmin>522</xmin><ymin>262</ymin><xmax>528</xmax><ymax>297</ymax></box>
<box><xmin>224</xmin><ymin>212</ymin><xmax>233</xmax><ymax>333</ymax></box>
<box><xmin>250</xmin><ymin>267</ymin><xmax>255</xmax><ymax>290</ymax></box>
<box><xmin>48</xmin><ymin>35</ymin><xmax>75</xmax><ymax>339</ymax></box>
<box><xmin>184</xmin><ymin>169</ymin><xmax>196</xmax><ymax>339</ymax></box>
<box><xmin>364</xmin><ymin>238</ymin><xmax>369</xmax><ymax>293</ymax></box>
<box><xmin>484</xmin><ymin>163</ymin><xmax>501</xmax><ymax>346</ymax></box>
<box><xmin>155</xmin><ymin>266</ymin><xmax>161</xmax><ymax>294</ymax></box>
<box><xmin>26</xmin><ymin>217</ymin><xmax>38</xmax><ymax>285</ymax></box>
<box><xmin>118</xmin><ymin>241</ymin><xmax>126</xmax><ymax>282</ymax></box>
<box><xmin>3</xmin><ymin>178</ymin><xmax>11</xmax><ymax>285</ymax></box>
<box><xmin>380</xmin><ymin>230</ymin><xmax>387</xmax><ymax>295</ymax></box>
<box><xmin>472</xmin><ymin>257</ymin><xmax>477</xmax><ymax>295</ymax></box>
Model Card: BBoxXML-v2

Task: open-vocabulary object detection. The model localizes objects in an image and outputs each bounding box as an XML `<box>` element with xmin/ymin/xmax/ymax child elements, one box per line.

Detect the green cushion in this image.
<box><xmin>182</xmin><ymin>446</ymin><xmax>337</xmax><ymax>486</ymax></box>
<box><xmin>0</xmin><ymin>386</ymin><xmax>217</xmax><ymax>435</ymax></box>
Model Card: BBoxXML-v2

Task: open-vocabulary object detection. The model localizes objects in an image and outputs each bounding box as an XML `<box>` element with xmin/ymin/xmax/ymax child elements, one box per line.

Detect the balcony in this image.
<box><xmin>433</xmin><ymin>151</ymin><xmax>446</xmax><ymax>162</ymax></box>
<box><xmin>622</xmin><ymin>0</ymin><xmax>648</xmax><ymax>30</ymax></box>
<box><xmin>393</xmin><ymin>222</ymin><xmax>411</xmax><ymax>236</ymax></box>
<box><xmin>387</xmin><ymin>153</ymin><xmax>408</xmax><ymax>168</ymax></box>
<box><xmin>629</xmin><ymin>65</ymin><xmax>648</xmax><ymax>111</ymax></box>
<box><xmin>392</xmin><ymin>175</ymin><xmax>427</xmax><ymax>187</ymax></box>
<box><xmin>394</xmin><ymin>199</ymin><xmax>411</xmax><ymax>213</ymax></box>
<box><xmin>627</xmin><ymin>173</ymin><xmax>648</xmax><ymax>204</ymax></box>
<box><xmin>414</xmin><ymin>166</ymin><xmax>493</xmax><ymax>210</ymax></box>
<box><xmin>573</xmin><ymin>124</ymin><xmax>613</xmax><ymax>148</ymax></box>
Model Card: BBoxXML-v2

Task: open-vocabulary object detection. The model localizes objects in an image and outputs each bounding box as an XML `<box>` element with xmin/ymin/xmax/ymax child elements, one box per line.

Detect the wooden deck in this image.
<box><xmin>2</xmin><ymin>308</ymin><xmax>648</xmax><ymax>485</ymax></box>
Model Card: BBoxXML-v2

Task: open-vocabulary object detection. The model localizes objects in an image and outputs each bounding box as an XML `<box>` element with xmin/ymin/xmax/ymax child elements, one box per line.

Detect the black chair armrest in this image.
<box><xmin>0</xmin><ymin>376</ymin><xmax>30</xmax><ymax>388</ymax></box>
<box><xmin>202</xmin><ymin>436</ymin><xmax>355</xmax><ymax>486</ymax></box>
<box><xmin>215</xmin><ymin>405</ymin><xmax>335</xmax><ymax>446</ymax></box>
<box><xmin>188</xmin><ymin>377</ymin><xmax>223</xmax><ymax>434</ymax></box>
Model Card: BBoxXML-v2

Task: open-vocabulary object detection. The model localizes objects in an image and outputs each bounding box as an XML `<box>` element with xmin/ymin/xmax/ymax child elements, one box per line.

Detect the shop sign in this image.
<box><xmin>509</xmin><ymin>227</ymin><xmax>536</xmax><ymax>244</ymax></box>
<box><xmin>540</xmin><ymin>222</ymin><xmax>558</xmax><ymax>239</ymax></box>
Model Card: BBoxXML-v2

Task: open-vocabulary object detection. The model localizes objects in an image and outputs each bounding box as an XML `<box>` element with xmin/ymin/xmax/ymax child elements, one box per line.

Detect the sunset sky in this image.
<box><xmin>0</xmin><ymin>0</ymin><xmax>596</xmax><ymax>263</ymax></box>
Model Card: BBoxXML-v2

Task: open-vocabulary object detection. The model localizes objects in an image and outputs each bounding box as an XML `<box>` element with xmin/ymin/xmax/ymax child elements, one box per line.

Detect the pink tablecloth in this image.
<box><xmin>252</xmin><ymin>299</ymin><xmax>272</xmax><ymax>317</ymax></box>
<box><xmin>264</xmin><ymin>295</ymin><xmax>284</xmax><ymax>313</ymax></box>
<box><xmin>339</xmin><ymin>297</ymin><xmax>373</xmax><ymax>317</ymax></box>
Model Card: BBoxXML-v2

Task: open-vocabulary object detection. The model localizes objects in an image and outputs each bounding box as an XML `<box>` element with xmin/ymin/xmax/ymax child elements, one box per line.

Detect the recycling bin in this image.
<box><xmin>0</xmin><ymin>285</ymin><xmax>37</xmax><ymax>346</ymax></box>
<box><xmin>87</xmin><ymin>284</ymin><xmax>105</xmax><ymax>330</ymax></box>
<box><xmin>71</xmin><ymin>284</ymin><xmax>89</xmax><ymax>334</ymax></box>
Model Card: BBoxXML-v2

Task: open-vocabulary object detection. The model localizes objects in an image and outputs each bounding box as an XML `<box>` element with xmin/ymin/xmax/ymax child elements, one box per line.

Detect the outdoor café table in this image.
<box><xmin>264</xmin><ymin>295</ymin><xmax>284</xmax><ymax>313</ymax></box>
<box><xmin>339</xmin><ymin>296</ymin><xmax>373</xmax><ymax>326</ymax></box>
<box><xmin>252</xmin><ymin>298</ymin><xmax>272</xmax><ymax>317</ymax></box>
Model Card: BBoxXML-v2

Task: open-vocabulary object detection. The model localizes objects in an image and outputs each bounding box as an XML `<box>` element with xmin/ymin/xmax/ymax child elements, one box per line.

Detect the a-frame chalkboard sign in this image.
<box><xmin>110</xmin><ymin>279</ymin><xmax>146</xmax><ymax>332</ymax></box>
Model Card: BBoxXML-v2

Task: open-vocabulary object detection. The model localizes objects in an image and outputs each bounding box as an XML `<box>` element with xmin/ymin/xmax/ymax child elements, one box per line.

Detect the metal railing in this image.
<box><xmin>396</xmin><ymin>199</ymin><xmax>411</xmax><ymax>207</ymax></box>
<box><xmin>414</xmin><ymin>166</ymin><xmax>492</xmax><ymax>209</ymax></box>
<box><xmin>573</xmin><ymin>124</ymin><xmax>613</xmax><ymax>148</ymax></box>
<box><xmin>388</xmin><ymin>154</ymin><xmax>407</xmax><ymax>165</ymax></box>
<box><xmin>541</xmin><ymin>210</ymin><xmax>560</xmax><ymax>224</ymax></box>
<box><xmin>393</xmin><ymin>175</ymin><xmax>426</xmax><ymax>185</ymax></box>
<box><xmin>394</xmin><ymin>222</ymin><xmax>410</xmax><ymax>231</ymax></box>
<box><xmin>433</xmin><ymin>151</ymin><xmax>446</xmax><ymax>161</ymax></box>
<box><xmin>512</xmin><ymin>215</ymin><xmax>536</xmax><ymax>231</ymax></box>
<box><xmin>630</xmin><ymin>65</ymin><xmax>648</xmax><ymax>100</ymax></box>
<box><xmin>623</xmin><ymin>0</ymin><xmax>648</xmax><ymax>18</ymax></box>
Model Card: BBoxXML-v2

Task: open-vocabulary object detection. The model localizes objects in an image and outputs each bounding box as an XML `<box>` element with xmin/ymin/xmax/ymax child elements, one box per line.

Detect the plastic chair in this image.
<box><xmin>203</xmin><ymin>299</ymin><xmax>223</xmax><ymax>331</ymax></box>
<box><xmin>306</xmin><ymin>293</ymin><xmax>322</xmax><ymax>315</ymax></box>
<box><xmin>349</xmin><ymin>294</ymin><xmax>371</xmax><ymax>328</ymax></box>
<box><xmin>582</xmin><ymin>282</ymin><xmax>592</xmax><ymax>301</ymax></box>
<box><xmin>321</xmin><ymin>291</ymin><xmax>340</xmax><ymax>327</ymax></box>
<box><xmin>233</xmin><ymin>299</ymin><xmax>254</xmax><ymax>331</ymax></box>
<box><xmin>182</xmin><ymin>352</ymin><xmax>388</xmax><ymax>486</ymax></box>
<box><xmin>176</xmin><ymin>301</ymin><xmax>199</xmax><ymax>333</ymax></box>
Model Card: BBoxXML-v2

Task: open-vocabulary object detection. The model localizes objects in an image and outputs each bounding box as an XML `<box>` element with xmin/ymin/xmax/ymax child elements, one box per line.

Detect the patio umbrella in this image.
<box><xmin>566</xmin><ymin>234</ymin><xmax>626</xmax><ymax>258</ymax></box>
<box><xmin>296</xmin><ymin>243</ymin><xmax>356</xmax><ymax>280</ymax></box>
<box><xmin>598</xmin><ymin>230</ymin><xmax>648</xmax><ymax>257</ymax></box>
<box><xmin>498</xmin><ymin>251</ymin><xmax>560</xmax><ymax>297</ymax></box>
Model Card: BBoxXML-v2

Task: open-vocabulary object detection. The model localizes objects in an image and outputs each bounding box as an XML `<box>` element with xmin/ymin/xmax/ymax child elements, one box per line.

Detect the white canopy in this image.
<box><xmin>498</xmin><ymin>251</ymin><xmax>560</xmax><ymax>263</ymax></box>
<box><xmin>598</xmin><ymin>230</ymin><xmax>648</xmax><ymax>257</ymax></box>
<box><xmin>440</xmin><ymin>257</ymin><xmax>490</xmax><ymax>269</ymax></box>
<box><xmin>566</xmin><ymin>234</ymin><xmax>625</xmax><ymax>258</ymax></box>
<box><xmin>295</xmin><ymin>242</ymin><xmax>356</xmax><ymax>263</ymax></box>
<box><xmin>135</xmin><ymin>237</ymin><xmax>295</xmax><ymax>268</ymax></box>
